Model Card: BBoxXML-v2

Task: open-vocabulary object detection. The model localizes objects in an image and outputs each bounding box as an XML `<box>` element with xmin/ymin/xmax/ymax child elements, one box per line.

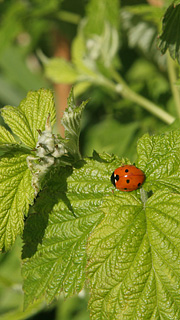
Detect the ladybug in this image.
<box><xmin>111</xmin><ymin>165</ymin><xmax>145</xmax><ymax>192</ymax></box>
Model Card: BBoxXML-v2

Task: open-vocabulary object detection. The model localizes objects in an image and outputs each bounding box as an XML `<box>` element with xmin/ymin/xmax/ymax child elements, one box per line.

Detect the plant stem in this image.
<box><xmin>167</xmin><ymin>52</ymin><xmax>180</xmax><ymax>118</ymax></box>
<box><xmin>140</xmin><ymin>188</ymin><xmax>148</xmax><ymax>207</ymax></box>
<box><xmin>56</xmin><ymin>11</ymin><xmax>81</xmax><ymax>24</ymax></box>
<box><xmin>110</xmin><ymin>69</ymin><xmax>175</xmax><ymax>125</ymax></box>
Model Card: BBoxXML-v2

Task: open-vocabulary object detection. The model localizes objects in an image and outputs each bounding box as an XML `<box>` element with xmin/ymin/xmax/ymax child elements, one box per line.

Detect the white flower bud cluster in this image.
<box><xmin>27</xmin><ymin>115</ymin><xmax>67</xmax><ymax>195</ymax></box>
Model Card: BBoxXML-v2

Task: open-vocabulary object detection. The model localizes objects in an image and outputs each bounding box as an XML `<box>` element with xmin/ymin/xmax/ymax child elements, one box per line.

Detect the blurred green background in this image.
<box><xmin>0</xmin><ymin>0</ymin><xmax>178</xmax><ymax>319</ymax></box>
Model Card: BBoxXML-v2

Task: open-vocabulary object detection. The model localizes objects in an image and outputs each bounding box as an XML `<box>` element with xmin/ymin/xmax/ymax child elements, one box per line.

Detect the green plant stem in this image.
<box><xmin>140</xmin><ymin>188</ymin><xmax>148</xmax><ymax>207</ymax></box>
<box><xmin>110</xmin><ymin>69</ymin><xmax>175</xmax><ymax>125</ymax></box>
<box><xmin>56</xmin><ymin>11</ymin><xmax>81</xmax><ymax>24</ymax></box>
<box><xmin>167</xmin><ymin>52</ymin><xmax>180</xmax><ymax>118</ymax></box>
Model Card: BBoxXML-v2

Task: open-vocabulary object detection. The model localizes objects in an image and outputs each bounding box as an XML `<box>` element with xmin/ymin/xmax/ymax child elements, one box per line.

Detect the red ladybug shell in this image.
<box><xmin>111</xmin><ymin>165</ymin><xmax>145</xmax><ymax>192</ymax></box>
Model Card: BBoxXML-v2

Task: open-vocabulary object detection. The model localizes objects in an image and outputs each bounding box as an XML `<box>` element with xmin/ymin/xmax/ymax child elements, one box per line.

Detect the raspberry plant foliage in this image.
<box><xmin>1</xmin><ymin>89</ymin><xmax>180</xmax><ymax>319</ymax></box>
<box><xmin>0</xmin><ymin>89</ymin><xmax>56</xmax><ymax>251</ymax></box>
<box><xmin>158</xmin><ymin>2</ymin><xmax>180</xmax><ymax>65</ymax></box>
<box><xmin>88</xmin><ymin>130</ymin><xmax>180</xmax><ymax>320</ymax></box>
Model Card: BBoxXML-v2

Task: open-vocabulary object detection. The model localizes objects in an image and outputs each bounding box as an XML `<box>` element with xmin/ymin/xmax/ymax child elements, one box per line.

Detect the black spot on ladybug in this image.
<box><xmin>125</xmin><ymin>169</ymin><xmax>129</xmax><ymax>173</ymax></box>
<box><xmin>124</xmin><ymin>188</ymin><xmax>127</xmax><ymax>190</ymax></box>
<box><xmin>126</xmin><ymin>179</ymin><xmax>130</xmax><ymax>183</ymax></box>
<box><xmin>138</xmin><ymin>182</ymin><xmax>141</xmax><ymax>187</ymax></box>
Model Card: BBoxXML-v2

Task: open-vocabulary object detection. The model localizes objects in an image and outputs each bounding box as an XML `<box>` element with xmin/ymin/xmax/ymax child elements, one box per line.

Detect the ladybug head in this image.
<box><xmin>111</xmin><ymin>172</ymin><xmax>119</xmax><ymax>187</ymax></box>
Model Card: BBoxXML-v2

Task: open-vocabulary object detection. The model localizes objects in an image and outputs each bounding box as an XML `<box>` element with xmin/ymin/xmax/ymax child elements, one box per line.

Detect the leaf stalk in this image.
<box><xmin>110</xmin><ymin>69</ymin><xmax>175</xmax><ymax>125</ymax></box>
<box><xmin>167</xmin><ymin>52</ymin><xmax>180</xmax><ymax>118</ymax></box>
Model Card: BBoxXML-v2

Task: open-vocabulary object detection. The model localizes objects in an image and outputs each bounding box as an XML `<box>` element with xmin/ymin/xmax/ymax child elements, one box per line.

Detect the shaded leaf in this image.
<box><xmin>22</xmin><ymin>154</ymin><xmax>124</xmax><ymax>308</ymax></box>
<box><xmin>121</xmin><ymin>8</ymin><xmax>166</xmax><ymax>68</ymax></box>
<box><xmin>158</xmin><ymin>3</ymin><xmax>180</xmax><ymax>64</ymax></box>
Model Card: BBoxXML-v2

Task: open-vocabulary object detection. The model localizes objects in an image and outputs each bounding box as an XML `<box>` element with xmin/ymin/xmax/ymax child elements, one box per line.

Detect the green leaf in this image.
<box><xmin>0</xmin><ymin>46</ymin><xmax>48</xmax><ymax>93</ymax></box>
<box><xmin>61</xmin><ymin>89</ymin><xmax>88</xmax><ymax>159</ymax></box>
<box><xmin>126</xmin><ymin>58</ymin><xmax>169</xmax><ymax>99</ymax></box>
<box><xmin>85</xmin><ymin>0</ymin><xmax>120</xmax><ymax>35</ymax></box>
<box><xmin>22</xmin><ymin>154</ymin><xmax>124</xmax><ymax>308</ymax></box>
<box><xmin>45</xmin><ymin>57</ymin><xmax>79</xmax><ymax>84</ymax></box>
<box><xmin>0</xmin><ymin>126</ymin><xmax>16</xmax><ymax>144</ymax></box>
<box><xmin>137</xmin><ymin>130</ymin><xmax>180</xmax><ymax>193</ymax></box>
<box><xmin>121</xmin><ymin>8</ymin><xmax>165</xmax><ymax>67</ymax></box>
<box><xmin>122</xmin><ymin>4</ymin><xmax>163</xmax><ymax>26</ymax></box>
<box><xmin>146</xmin><ymin>191</ymin><xmax>180</xmax><ymax>319</ymax></box>
<box><xmin>83</xmin><ymin>118</ymin><xmax>139</xmax><ymax>158</ymax></box>
<box><xmin>0</xmin><ymin>2</ymin><xmax>24</xmax><ymax>54</ymax></box>
<box><xmin>0</xmin><ymin>299</ymin><xmax>45</xmax><ymax>320</ymax></box>
<box><xmin>158</xmin><ymin>3</ymin><xmax>180</xmax><ymax>64</ymax></box>
<box><xmin>0</xmin><ymin>237</ymin><xmax>45</xmax><ymax>320</ymax></box>
<box><xmin>29</xmin><ymin>0</ymin><xmax>63</xmax><ymax>17</ymax></box>
<box><xmin>74</xmin><ymin>81</ymin><xmax>91</xmax><ymax>97</ymax></box>
<box><xmin>0</xmin><ymin>74</ymin><xmax>24</xmax><ymax>106</ymax></box>
<box><xmin>1</xmin><ymin>89</ymin><xmax>56</xmax><ymax>149</ymax></box>
<box><xmin>71</xmin><ymin>35</ymin><xmax>97</xmax><ymax>77</ymax></box>
<box><xmin>86</xmin><ymin>23</ymin><xmax>119</xmax><ymax>69</ymax></box>
<box><xmin>72</xmin><ymin>25</ymin><xmax>119</xmax><ymax>78</ymax></box>
<box><xmin>1</xmin><ymin>106</ymin><xmax>36</xmax><ymax>149</ymax></box>
<box><xmin>87</xmin><ymin>190</ymin><xmax>180</xmax><ymax>319</ymax></box>
<box><xmin>71</xmin><ymin>0</ymin><xmax>120</xmax><ymax>77</ymax></box>
<box><xmin>0</xmin><ymin>150</ymin><xmax>34</xmax><ymax>251</ymax></box>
